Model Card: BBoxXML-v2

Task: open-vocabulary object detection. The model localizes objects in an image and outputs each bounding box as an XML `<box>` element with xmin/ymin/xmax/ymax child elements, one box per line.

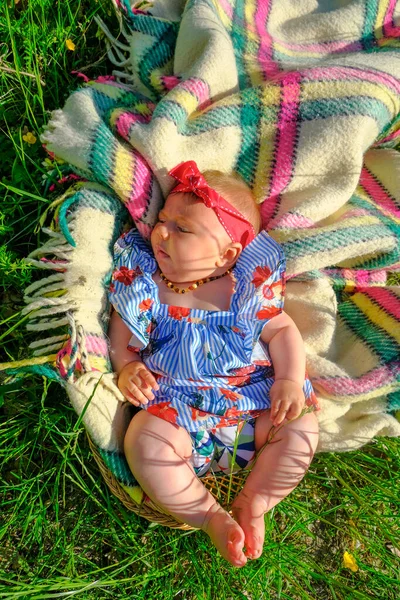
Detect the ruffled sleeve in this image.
<box><xmin>109</xmin><ymin>228</ymin><xmax>157</xmax><ymax>349</ymax></box>
<box><xmin>232</xmin><ymin>231</ymin><xmax>286</xmax><ymax>342</ymax></box>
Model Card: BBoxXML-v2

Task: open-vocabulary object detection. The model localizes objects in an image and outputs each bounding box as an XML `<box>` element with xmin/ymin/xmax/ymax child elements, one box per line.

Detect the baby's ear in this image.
<box><xmin>216</xmin><ymin>243</ymin><xmax>242</xmax><ymax>268</ymax></box>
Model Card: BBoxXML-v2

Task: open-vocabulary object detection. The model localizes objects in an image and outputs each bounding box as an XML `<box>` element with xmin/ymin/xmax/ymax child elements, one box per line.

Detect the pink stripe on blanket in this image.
<box><xmin>369</xmin><ymin>271</ymin><xmax>388</xmax><ymax>284</ymax></box>
<box><xmin>272</xmin><ymin>73</ymin><xmax>301</xmax><ymax>192</ymax></box>
<box><xmin>304</xmin><ymin>66</ymin><xmax>400</xmax><ymax>95</ymax></box>
<box><xmin>323</xmin><ymin>269</ymin><xmax>387</xmax><ymax>285</ymax></box>
<box><xmin>359</xmin><ymin>167</ymin><xmax>400</xmax><ymax>218</ymax></box>
<box><xmin>256</xmin><ymin>0</ymin><xmax>279</xmax><ymax>78</ymax></box>
<box><xmin>363</xmin><ymin>287</ymin><xmax>400</xmax><ymax>321</ymax></box>
<box><xmin>267</xmin><ymin>212</ymin><xmax>314</xmax><ymax>229</ymax></box>
<box><xmin>114</xmin><ymin>111</ymin><xmax>155</xmax><ymax>227</ymax></box>
<box><xmin>334</xmin><ymin>208</ymin><xmax>371</xmax><ymax>220</ymax></box>
<box><xmin>85</xmin><ymin>335</ymin><xmax>108</xmax><ymax>357</ymax></box>
<box><xmin>314</xmin><ymin>365</ymin><xmax>396</xmax><ymax>396</ymax></box>
<box><xmin>341</xmin><ymin>269</ymin><xmax>387</xmax><ymax>286</ymax></box>
<box><xmin>218</xmin><ymin>0</ymin><xmax>233</xmax><ymax>19</ymax></box>
<box><xmin>383</xmin><ymin>0</ymin><xmax>400</xmax><ymax>37</ymax></box>
<box><xmin>115</xmin><ymin>111</ymin><xmax>151</xmax><ymax>139</ymax></box>
<box><xmin>352</xmin><ymin>271</ymin><xmax>379</xmax><ymax>286</ymax></box>
<box><xmin>160</xmin><ymin>75</ymin><xmax>181</xmax><ymax>91</ymax></box>
<box><xmin>262</xmin><ymin>73</ymin><xmax>301</xmax><ymax>225</ymax></box>
<box><xmin>180</xmin><ymin>78</ymin><xmax>211</xmax><ymax>108</ymax></box>
<box><xmin>126</xmin><ymin>156</ymin><xmax>154</xmax><ymax>226</ymax></box>
<box><xmin>275</xmin><ymin>38</ymin><xmax>362</xmax><ymax>54</ymax></box>
<box><xmin>375</xmin><ymin>128</ymin><xmax>400</xmax><ymax>145</ymax></box>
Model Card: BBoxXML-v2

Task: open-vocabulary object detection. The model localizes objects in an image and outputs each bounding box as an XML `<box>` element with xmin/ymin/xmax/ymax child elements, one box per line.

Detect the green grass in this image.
<box><xmin>1</xmin><ymin>1</ymin><xmax>399</xmax><ymax>598</ymax></box>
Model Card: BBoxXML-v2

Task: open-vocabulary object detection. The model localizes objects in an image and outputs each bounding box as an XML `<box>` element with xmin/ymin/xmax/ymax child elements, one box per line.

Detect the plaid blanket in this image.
<box><xmin>4</xmin><ymin>0</ymin><xmax>400</xmax><ymax>498</ymax></box>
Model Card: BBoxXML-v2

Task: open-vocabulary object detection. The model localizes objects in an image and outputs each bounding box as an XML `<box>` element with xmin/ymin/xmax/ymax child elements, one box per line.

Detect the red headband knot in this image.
<box><xmin>168</xmin><ymin>161</ymin><xmax>256</xmax><ymax>248</ymax></box>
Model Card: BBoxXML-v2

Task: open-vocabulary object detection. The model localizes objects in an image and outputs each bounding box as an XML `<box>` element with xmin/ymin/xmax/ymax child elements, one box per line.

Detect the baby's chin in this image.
<box><xmin>159</xmin><ymin>263</ymin><xmax>218</xmax><ymax>283</ymax></box>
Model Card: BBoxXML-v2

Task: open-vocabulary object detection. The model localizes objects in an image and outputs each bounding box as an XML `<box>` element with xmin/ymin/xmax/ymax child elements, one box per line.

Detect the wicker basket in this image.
<box><xmin>88</xmin><ymin>435</ymin><xmax>249</xmax><ymax>530</ymax></box>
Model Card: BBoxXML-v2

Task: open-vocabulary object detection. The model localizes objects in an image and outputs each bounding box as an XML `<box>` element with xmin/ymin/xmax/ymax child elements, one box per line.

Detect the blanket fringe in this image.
<box><xmin>29</xmin><ymin>334</ymin><xmax>69</xmax><ymax>348</ymax></box>
<box><xmin>24</xmin><ymin>273</ymin><xmax>65</xmax><ymax>298</ymax></box>
<box><xmin>20</xmin><ymin>212</ymin><xmax>77</xmax><ymax>361</ymax></box>
<box><xmin>16</xmin><ymin>196</ymin><xmax>113</xmax><ymax>381</ymax></box>
<box><xmin>26</xmin><ymin>317</ymin><xmax>70</xmax><ymax>332</ymax></box>
<box><xmin>30</xmin><ymin>334</ymin><xmax>69</xmax><ymax>357</ymax></box>
<box><xmin>94</xmin><ymin>15</ymin><xmax>133</xmax><ymax>83</ymax></box>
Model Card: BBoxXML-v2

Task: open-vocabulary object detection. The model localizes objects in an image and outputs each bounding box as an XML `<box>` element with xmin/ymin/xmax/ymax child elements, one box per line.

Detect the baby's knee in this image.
<box><xmin>288</xmin><ymin>410</ymin><xmax>319</xmax><ymax>453</ymax></box>
<box><xmin>124</xmin><ymin>409</ymin><xmax>192</xmax><ymax>462</ymax></box>
<box><xmin>299</xmin><ymin>410</ymin><xmax>319</xmax><ymax>435</ymax></box>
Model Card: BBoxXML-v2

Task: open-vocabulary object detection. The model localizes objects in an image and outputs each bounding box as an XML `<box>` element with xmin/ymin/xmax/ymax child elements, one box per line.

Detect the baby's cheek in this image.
<box><xmin>149</xmin><ymin>232</ymin><xmax>158</xmax><ymax>252</ymax></box>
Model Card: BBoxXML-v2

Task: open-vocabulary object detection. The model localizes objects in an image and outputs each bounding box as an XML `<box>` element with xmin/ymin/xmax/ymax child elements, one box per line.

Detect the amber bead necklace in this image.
<box><xmin>159</xmin><ymin>269</ymin><xmax>231</xmax><ymax>294</ymax></box>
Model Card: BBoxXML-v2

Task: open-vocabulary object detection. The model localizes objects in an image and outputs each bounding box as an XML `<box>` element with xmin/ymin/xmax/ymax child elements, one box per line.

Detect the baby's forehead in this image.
<box><xmin>163</xmin><ymin>192</ymin><xmax>209</xmax><ymax>219</ymax></box>
<box><xmin>162</xmin><ymin>192</ymin><xmax>229</xmax><ymax>238</ymax></box>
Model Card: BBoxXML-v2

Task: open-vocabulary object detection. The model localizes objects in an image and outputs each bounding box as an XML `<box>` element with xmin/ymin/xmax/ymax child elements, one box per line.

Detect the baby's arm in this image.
<box><xmin>260</xmin><ymin>311</ymin><xmax>306</xmax><ymax>427</ymax></box>
<box><xmin>109</xmin><ymin>311</ymin><xmax>159</xmax><ymax>406</ymax></box>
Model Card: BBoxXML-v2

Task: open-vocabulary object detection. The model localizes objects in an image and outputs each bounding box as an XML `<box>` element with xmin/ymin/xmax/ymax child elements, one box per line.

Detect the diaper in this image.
<box><xmin>189</xmin><ymin>419</ymin><xmax>257</xmax><ymax>477</ymax></box>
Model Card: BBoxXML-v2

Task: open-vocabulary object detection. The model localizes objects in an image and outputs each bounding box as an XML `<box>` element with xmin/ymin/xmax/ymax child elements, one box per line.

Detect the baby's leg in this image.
<box><xmin>124</xmin><ymin>410</ymin><xmax>247</xmax><ymax>567</ymax></box>
<box><xmin>231</xmin><ymin>411</ymin><xmax>319</xmax><ymax>559</ymax></box>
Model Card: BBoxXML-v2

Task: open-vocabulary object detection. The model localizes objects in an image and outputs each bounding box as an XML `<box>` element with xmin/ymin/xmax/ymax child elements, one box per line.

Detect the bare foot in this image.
<box><xmin>231</xmin><ymin>489</ymin><xmax>268</xmax><ymax>559</ymax></box>
<box><xmin>202</xmin><ymin>504</ymin><xmax>247</xmax><ymax>567</ymax></box>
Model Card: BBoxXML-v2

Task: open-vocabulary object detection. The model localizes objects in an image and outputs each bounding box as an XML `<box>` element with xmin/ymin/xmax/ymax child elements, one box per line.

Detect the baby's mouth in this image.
<box><xmin>157</xmin><ymin>247</ymin><xmax>169</xmax><ymax>259</ymax></box>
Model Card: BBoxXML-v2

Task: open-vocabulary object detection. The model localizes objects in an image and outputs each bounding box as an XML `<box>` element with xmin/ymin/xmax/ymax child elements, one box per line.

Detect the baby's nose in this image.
<box><xmin>158</xmin><ymin>224</ymin><xmax>169</xmax><ymax>240</ymax></box>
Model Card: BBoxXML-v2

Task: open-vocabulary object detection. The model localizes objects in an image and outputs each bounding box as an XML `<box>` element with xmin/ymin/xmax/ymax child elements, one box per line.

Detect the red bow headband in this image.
<box><xmin>168</xmin><ymin>161</ymin><xmax>256</xmax><ymax>248</ymax></box>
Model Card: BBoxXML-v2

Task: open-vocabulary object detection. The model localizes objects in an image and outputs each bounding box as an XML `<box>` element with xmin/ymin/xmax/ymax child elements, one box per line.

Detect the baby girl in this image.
<box><xmin>109</xmin><ymin>161</ymin><xmax>319</xmax><ymax>567</ymax></box>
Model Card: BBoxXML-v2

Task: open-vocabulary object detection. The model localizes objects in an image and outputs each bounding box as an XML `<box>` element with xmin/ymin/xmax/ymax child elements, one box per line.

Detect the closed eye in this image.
<box><xmin>178</xmin><ymin>225</ymin><xmax>191</xmax><ymax>233</ymax></box>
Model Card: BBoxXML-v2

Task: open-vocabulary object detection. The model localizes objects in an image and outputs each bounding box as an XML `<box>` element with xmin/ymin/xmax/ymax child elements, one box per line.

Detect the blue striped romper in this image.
<box><xmin>109</xmin><ymin>229</ymin><xmax>317</xmax><ymax>477</ymax></box>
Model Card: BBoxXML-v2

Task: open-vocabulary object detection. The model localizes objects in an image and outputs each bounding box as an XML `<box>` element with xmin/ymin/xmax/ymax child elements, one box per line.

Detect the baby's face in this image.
<box><xmin>150</xmin><ymin>192</ymin><xmax>233</xmax><ymax>283</ymax></box>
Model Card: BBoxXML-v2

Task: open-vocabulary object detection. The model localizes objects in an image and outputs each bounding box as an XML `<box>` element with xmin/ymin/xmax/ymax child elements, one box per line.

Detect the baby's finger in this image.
<box><xmin>272</xmin><ymin>402</ymin><xmax>290</xmax><ymax>426</ymax></box>
<box><xmin>121</xmin><ymin>387</ymin><xmax>140</xmax><ymax>406</ymax></box>
<box><xmin>286</xmin><ymin>403</ymin><xmax>303</xmax><ymax>421</ymax></box>
<box><xmin>125</xmin><ymin>383</ymin><xmax>150</xmax><ymax>405</ymax></box>
<box><xmin>139</xmin><ymin>384</ymin><xmax>155</xmax><ymax>402</ymax></box>
<box><xmin>270</xmin><ymin>403</ymin><xmax>279</xmax><ymax>417</ymax></box>
<box><xmin>270</xmin><ymin>398</ymin><xmax>282</xmax><ymax>417</ymax></box>
<box><xmin>140</xmin><ymin>369</ymin><xmax>159</xmax><ymax>392</ymax></box>
<box><xmin>129</xmin><ymin>374</ymin><xmax>154</xmax><ymax>401</ymax></box>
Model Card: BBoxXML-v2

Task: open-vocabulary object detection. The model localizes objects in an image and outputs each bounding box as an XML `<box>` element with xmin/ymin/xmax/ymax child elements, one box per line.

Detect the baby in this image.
<box><xmin>109</xmin><ymin>161</ymin><xmax>319</xmax><ymax>567</ymax></box>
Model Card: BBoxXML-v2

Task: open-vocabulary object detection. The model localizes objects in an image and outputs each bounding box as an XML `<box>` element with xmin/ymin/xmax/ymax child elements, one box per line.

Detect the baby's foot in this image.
<box><xmin>231</xmin><ymin>489</ymin><xmax>268</xmax><ymax>559</ymax></box>
<box><xmin>202</xmin><ymin>504</ymin><xmax>247</xmax><ymax>567</ymax></box>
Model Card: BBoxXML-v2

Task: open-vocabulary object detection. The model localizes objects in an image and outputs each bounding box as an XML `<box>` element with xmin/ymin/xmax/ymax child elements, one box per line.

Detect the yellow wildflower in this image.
<box><xmin>22</xmin><ymin>131</ymin><xmax>37</xmax><ymax>145</ymax></box>
<box><xmin>343</xmin><ymin>551</ymin><xmax>358</xmax><ymax>572</ymax></box>
<box><xmin>66</xmin><ymin>39</ymin><xmax>76</xmax><ymax>51</ymax></box>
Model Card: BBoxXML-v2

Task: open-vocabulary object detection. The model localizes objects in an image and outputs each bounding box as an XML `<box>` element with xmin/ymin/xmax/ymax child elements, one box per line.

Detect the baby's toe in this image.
<box><xmin>244</xmin><ymin>528</ymin><xmax>263</xmax><ymax>559</ymax></box>
<box><xmin>227</xmin><ymin>541</ymin><xmax>247</xmax><ymax>566</ymax></box>
<box><xmin>227</xmin><ymin>528</ymin><xmax>246</xmax><ymax>563</ymax></box>
<box><xmin>245</xmin><ymin>546</ymin><xmax>262</xmax><ymax>559</ymax></box>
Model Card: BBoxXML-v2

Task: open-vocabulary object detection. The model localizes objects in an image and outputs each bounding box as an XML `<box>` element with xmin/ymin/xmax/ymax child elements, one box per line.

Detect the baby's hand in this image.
<box><xmin>269</xmin><ymin>379</ymin><xmax>305</xmax><ymax>427</ymax></box>
<box><xmin>118</xmin><ymin>361</ymin><xmax>159</xmax><ymax>406</ymax></box>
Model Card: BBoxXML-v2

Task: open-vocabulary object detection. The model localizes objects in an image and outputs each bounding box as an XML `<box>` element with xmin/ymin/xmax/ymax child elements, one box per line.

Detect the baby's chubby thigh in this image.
<box><xmin>124</xmin><ymin>410</ymin><xmax>226</xmax><ymax>535</ymax></box>
<box><xmin>124</xmin><ymin>409</ymin><xmax>194</xmax><ymax>475</ymax></box>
